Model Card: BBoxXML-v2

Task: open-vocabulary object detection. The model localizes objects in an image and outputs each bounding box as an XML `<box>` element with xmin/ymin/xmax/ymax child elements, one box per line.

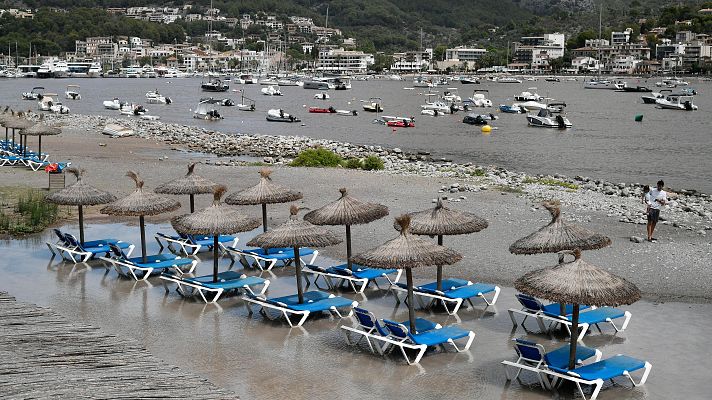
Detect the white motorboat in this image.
<box><xmin>460</xmin><ymin>77</ymin><xmax>480</xmax><ymax>84</ymax></box>
<box><xmin>497</xmin><ymin>77</ymin><xmax>523</xmax><ymax>83</ymax></box>
<box><xmin>421</xmin><ymin>101</ymin><xmax>452</xmax><ymax>114</ymax></box>
<box><xmin>266</xmin><ymin>109</ymin><xmax>300</xmax><ymax>122</ymax></box>
<box><xmin>464</xmin><ymin>91</ymin><xmax>492</xmax><ymax>107</ymax></box>
<box><xmin>421</xmin><ymin>109</ymin><xmax>447</xmax><ymax>116</ymax></box>
<box><xmin>193</xmin><ymin>99</ymin><xmax>223</xmax><ymax>120</ymax></box>
<box><xmin>259</xmin><ymin>78</ymin><xmax>279</xmax><ymax>85</ymax></box>
<box><xmin>335</xmin><ymin>109</ymin><xmax>358</xmax><ymax>116</ymax></box>
<box><xmin>65</xmin><ymin>85</ymin><xmax>81</xmax><ymax>100</ymax></box>
<box><xmin>314</xmin><ymin>92</ymin><xmax>330</xmax><ymax>100</ymax></box>
<box><xmin>463</xmin><ymin>113</ymin><xmax>498</xmax><ymax>125</ymax></box>
<box><xmin>102</xmin><ymin>123</ymin><xmax>134</xmax><ymax>137</ymax></box>
<box><xmin>277</xmin><ymin>78</ymin><xmax>303</xmax><ymax>87</ymax></box>
<box><xmin>120</xmin><ymin>104</ymin><xmax>147</xmax><ymax>116</ymax></box>
<box><xmin>655</xmin><ymin>78</ymin><xmax>689</xmax><ymax>88</ymax></box>
<box><xmin>527</xmin><ymin>108</ymin><xmax>572</xmax><ymax>128</ymax></box>
<box><xmin>22</xmin><ymin>86</ymin><xmax>44</xmax><ymax>100</ymax></box>
<box><xmin>413</xmin><ymin>76</ymin><xmax>434</xmax><ymax>88</ymax></box>
<box><xmin>655</xmin><ymin>95</ymin><xmax>697</xmax><ymax>110</ymax></box>
<box><xmin>103</xmin><ymin>98</ymin><xmax>125</xmax><ymax>110</ymax></box>
<box><xmin>37</xmin><ymin>94</ymin><xmax>59</xmax><ymax>111</ymax></box>
<box><xmin>641</xmin><ymin>91</ymin><xmax>667</xmax><ymax>104</ymax></box>
<box><xmin>441</xmin><ymin>88</ymin><xmax>461</xmax><ymax>103</ymax></box>
<box><xmin>584</xmin><ymin>79</ymin><xmax>624</xmax><ymax>90</ymax></box>
<box><xmin>145</xmin><ymin>90</ymin><xmax>172</xmax><ymax>104</ymax></box>
<box><xmin>515</xmin><ymin>101</ymin><xmax>548</xmax><ymax>111</ymax></box>
<box><xmin>514</xmin><ymin>90</ymin><xmax>543</xmax><ymax>102</ymax></box>
<box><xmin>379</xmin><ymin>115</ymin><xmax>414</xmax><ymax>123</ymax></box>
<box><xmin>261</xmin><ymin>85</ymin><xmax>282</xmax><ymax>96</ymax></box>
<box><xmin>362</xmin><ymin>97</ymin><xmax>383</xmax><ymax>112</ymax></box>
<box><xmin>49</xmin><ymin>102</ymin><xmax>70</xmax><ymax>114</ymax></box>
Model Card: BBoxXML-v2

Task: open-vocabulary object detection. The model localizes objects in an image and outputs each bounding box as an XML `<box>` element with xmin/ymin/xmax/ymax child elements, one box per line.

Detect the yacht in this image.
<box><xmin>65</xmin><ymin>85</ymin><xmax>81</xmax><ymax>100</ymax></box>
<box><xmin>655</xmin><ymin>78</ymin><xmax>689</xmax><ymax>88</ymax></box>
<box><xmin>303</xmin><ymin>80</ymin><xmax>332</xmax><ymax>90</ymax></box>
<box><xmin>527</xmin><ymin>108</ymin><xmax>572</xmax><ymax>128</ymax></box>
<box><xmin>260</xmin><ymin>85</ymin><xmax>282</xmax><ymax>96</ymax></box>
<box><xmin>441</xmin><ymin>88</ymin><xmax>461</xmax><ymax>103</ymax></box>
<box><xmin>122</xmin><ymin>66</ymin><xmax>142</xmax><ymax>78</ymax></box>
<box><xmin>463</xmin><ymin>90</ymin><xmax>492</xmax><ymax>107</ymax></box>
<box><xmin>201</xmin><ymin>78</ymin><xmax>229</xmax><ymax>92</ymax></box>
<box><xmin>421</xmin><ymin>101</ymin><xmax>453</xmax><ymax>114</ymax></box>
<box><xmin>17</xmin><ymin>65</ymin><xmax>40</xmax><ymax>78</ymax></box>
<box><xmin>145</xmin><ymin>90</ymin><xmax>172</xmax><ymax>104</ymax></box>
<box><xmin>514</xmin><ymin>90</ymin><xmax>543</xmax><ymax>102</ymax></box>
<box><xmin>641</xmin><ymin>91</ymin><xmax>666</xmax><ymax>104</ymax></box>
<box><xmin>36</xmin><ymin>60</ymin><xmax>67</xmax><ymax>79</ymax></box>
<box><xmin>362</xmin><ymin>97</ymin><xmax>383</xmax><ymax>112</ymax></box>
<box><xmin>655</xmin><ymin>95</ymin><xmax>697</xmax><ymax>110</ymax></box>
<box><xmin>66</xmin><ymin>62</ymin><xmax>101</xmax><ymax>77</ymax></box>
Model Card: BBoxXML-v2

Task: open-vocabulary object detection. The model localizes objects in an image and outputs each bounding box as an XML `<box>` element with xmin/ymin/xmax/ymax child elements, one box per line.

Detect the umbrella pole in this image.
<box><xmin>139</xmin><ymin>215</ymin><xmax>147</xmax><ymax>263</ymax></box>
<box><xmin>189</xmin><ymin>194</ymin><xmax>195</xmax><ymax>213</ymax></box>
<box><xmin>294</xmin><ymin>245</ymin><xmax>304</xmax><ymax>304</ymax></box>
<box><xmin>567</xmin><ymin>304</ymin><xmax>580</xmax><ymax>370</ymax></box>
<box><xmin>78</xmin><ymin>205</ymin><xmax>84</xmax><ymax>245</ymax></box>
<box><xmin>21</xmin><ymin>135</ymin><xmax>25</xmax><ymax>156</ymax></box>
<box><xmin>261</xmin><ymin>203</ymin><xmax>267</xmax><ymax>232</ymax></box>
<box><xmin>406</xmin><ymin>268</ymin><xmax>417</xmax><ymax>334</ymax></box>
<box><xmin>558</xmin><ymin>254</ymin><xmax>567</xmax><ymax>329</ymax></box>
<box><xmin>345</xmin><ymin>224</ymin><xmax>352</xmax><ymax>270</ymax></box>
<box><xmin>436</xmin><ymin>235</ymin><xmax>444</xmax><ymax>291</ymax></box>
<box><xmin>12</xmin><ymin>128</ymin><xmax>15</xmax><ymax>145</ymax></box>
<box><xmin>213</xmin><ymin>235</ymin><xmax>219</xmax><ymax>282</ymax></box>
<box><xmin>38</xmin><ymin>135</ymin><xmax>42</xmax><ymax>156</ymax></box>
<box><xmin>4</xmin><ymin>127</ymin><xmax>7</xmax><ymax>144</ymax></box>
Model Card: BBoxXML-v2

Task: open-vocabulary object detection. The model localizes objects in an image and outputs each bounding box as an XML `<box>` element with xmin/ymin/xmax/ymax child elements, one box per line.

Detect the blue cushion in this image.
<box><xmin>440</xmin><ymin>283</ymin><xmax>497</xmax><ymax>299</ymax></box>
<box><xmin>404</xmin><ymin>318</ymin><xmax>439</xmax><ymax>333</ymax></box>
<box><xmin>327</xmin><ymin>264</ymin><xmax>396</xmax><ymax>280</ymax></box>
<box><xmin>191</xmin><ymin>275</ymin><xmax>265</xmax><ymax>290</ymax></box>
<box><xmin>286</xmin><ymin>295</ymin><xmax>354</xmax><ymax>312</ymax></box>
<box><xmin>410</xmin><ymin>326</ymin><xmax>471</xmax><ymax>346</ymax></box>
<box><xmin>127</xmin><ymin>254</ymin><xmax>177</xmax><ymax>264</ymax></box>
<box><xmin>574</xmin><ymin>307</ymin><xmax>626</xmax><ymax>324</ymax></box>
<box><xmin>418</xmin><ymin>279</ymin><xmax>470</xmax><ymax>291</ymax></box>
<box><xmin>544</xmin><ymin>345</ymin><xmax>598</xmax><ymax>369</ymax></box>
<box><xmin>269</xmin><ymin>291</ymin><xmax>331</xmax><ymax>306</ymax></box>
<box><xmin>564</xmin><ymin>355</ymin><xmax>647</xmax><ymax>381</ymax></box>
<box><xmin>129</xmin><ymin>256</ymin><xmax>193</xmax><ymax>269</ymax></box>
<box><xmin>542</xmin><ymin>303</ymin><xmax>591</xmax><ymax>317</ymax></box>
<box><xmin>83</xmin><ymin>239</ymin><xmax>130</xmax><ymax>249</ymax></box>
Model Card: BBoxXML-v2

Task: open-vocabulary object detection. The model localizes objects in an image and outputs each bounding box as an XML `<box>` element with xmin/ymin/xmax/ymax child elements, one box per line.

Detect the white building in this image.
<box><xmin>611</xmin><ymin>28</ymin><xmax>633</xmax><ymax>45</ymax></box>
<box><xmin>391</xmin><ymin>50</ymin><xmax>432</xmax><ymax>72</ymax></box>
<box><xmin>610</xmin><ymin>55</ymin><xmax>640</xmax><ymax>74</ymax></box>
<box><xmin>445</xmin><ymin>46</ymin><xmax>487</xmax><ymax>62</ymax></box>
<box><xmin>571</xmin><ymin>56</ymin><xmax>600</xmax><ymax>72</ymax></box>
<box><xmin>513</xmin><ymin>33</ymin><xmax>565</xmax><ymax>69</ymax></box>
<box><xmin>585</xmin><ymin>39</ymin><xmax>610</xmax><ymax>47</ymax></box>
<box><xmin>316</xmin><ymin>48</ymin><xmax>373</xmax><ymax>73</ymax></box>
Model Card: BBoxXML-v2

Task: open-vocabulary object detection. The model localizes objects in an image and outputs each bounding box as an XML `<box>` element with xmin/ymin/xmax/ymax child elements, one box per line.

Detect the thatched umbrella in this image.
<box><xmin>225</xmin><ymin>169</ymin><xmax>302</xmax><ymax>232</ymax></box>
<box><xmin>353</xmin><ymin>215</ymin><xmax>462</xmax><ymax>333</ymax></box>
<box><xmin>304</xmin><ymin>188</ymin><xmax>388</xmax><ymax>271</ymax></box>
<box><xmin>3</xmin><ymin>116</ymin><xmax>34</xmax><ymax>150</ymax></box>
<box><xmin>0</xmin><ymin>108</ymin><xmax>14</xmax><ymax>143</ymax></box>
<box><xmin>515</xmin><ymin>249</ymin><xmax>640</xmax><ymax>370</ymax></box>
<box><xmin>155</xmin><ymin>163</ymin><xmax>219</xmax><ymax>213</ymax></box>
<box><xmin>172</xmin><ymin>186</ymin><xmax>260</xmax><ymax>282</ymax></box>
<box><xmin>46</xmin><ymin>168</ymin><xmax>117</xmax><ymax>245</ymax></box>
<box><xmin>509</xmin><ymin>200</ymin><xmax>611</xmax><ymax>257</ymax></box>
<box><xmin>21</xmin><ymin>122</ymin><xmax>61</xmax><ymax>156</ymax></box>
<box><xmin>400</xmin><ymin>197</ymin><xmax>488</xmax><ymax>290</ymax></box>
<box><xmin>247</xmin><ymin>205</ymin><xmax>341</xmax><ymax>304</ymax></box>
<box><xmin>100</xmin><ymin>171</ymin><xmax>181</xmax><ymax>263</ymax></box>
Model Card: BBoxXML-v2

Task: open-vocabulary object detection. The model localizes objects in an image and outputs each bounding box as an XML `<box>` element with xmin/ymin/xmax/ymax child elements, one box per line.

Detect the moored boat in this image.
<box><xmin>266</xmin><ymin>109</ymin><xmax>300</xmax><ymax>122</ymax></box>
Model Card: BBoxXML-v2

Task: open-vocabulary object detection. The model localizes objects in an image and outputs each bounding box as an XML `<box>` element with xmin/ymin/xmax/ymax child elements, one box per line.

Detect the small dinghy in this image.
<box><xmin>266</xmin><ymin>109</ymin><xmax>300</xmax><ymax>122</ymax></box>
<box><xmin>102</xmin><ymin>123</ymin><xmax>134</xmax><ymax>137</ymax></box>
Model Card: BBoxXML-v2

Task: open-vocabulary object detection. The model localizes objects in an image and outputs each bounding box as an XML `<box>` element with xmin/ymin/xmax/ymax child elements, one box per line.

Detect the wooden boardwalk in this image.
<box><xmin>0</xmin><ymin>292</ymin><xmax>237</xmax><ymax>399</ymax></box>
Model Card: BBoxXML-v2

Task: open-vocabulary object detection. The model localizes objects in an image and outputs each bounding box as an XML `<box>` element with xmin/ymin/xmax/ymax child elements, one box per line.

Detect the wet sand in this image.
<box><xmin>1</xmin><ymin>128</ymin><xmax>711</xmax><ymax>399</ymax></box>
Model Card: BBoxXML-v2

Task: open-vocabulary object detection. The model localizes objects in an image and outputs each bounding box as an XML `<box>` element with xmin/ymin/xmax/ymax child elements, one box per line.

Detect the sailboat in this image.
<box><xmin>584</xmin><ymin>6</ymin><xmax>621</xmax><ymax>90</ymax></box>
<box><xmin>236</xmin><ymin>90</ymin><xmax>255</xmax><ymax>111</ymax></box>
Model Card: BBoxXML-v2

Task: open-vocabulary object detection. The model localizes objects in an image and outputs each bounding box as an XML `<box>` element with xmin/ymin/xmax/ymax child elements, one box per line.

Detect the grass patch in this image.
<box><xmin>290</xmin><ymin>148</ymin><xmax>343</xmax><ymax>167</ymax></box>
<box><xmin>363</xmin><ymin>155</ymin><xmax>385</xmax><ymax>171</ymax></box>
<box><xmin>0</xmin><ymin>188</ymin><xmax>60</xmax><ymax>236</ymax></box>
<box><xmin>344</xmin><ymin>158</ymin><xmax>363</xmax><ymax>169</ymax></box>
<box><xmin>245</xmin><ymin>161</ymin><xmax>268</xmax><ymax>167</ymax></box>
<box><xmin>468</xmin><ymin>168</ymin><xmax>486</xmax><ymax>177</ymax></box>
<box><xmin>522</xmin><ymin>177</ymin><xmax>579</xmax><ymax>190</ymax></box>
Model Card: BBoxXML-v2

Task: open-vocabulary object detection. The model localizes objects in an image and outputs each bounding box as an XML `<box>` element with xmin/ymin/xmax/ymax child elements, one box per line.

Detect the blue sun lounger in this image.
<box><xmin>502</xmin><ymin>338</ymin><xmax>602</xmax><ymax>388</ymax></box>
<box><xmin>303</xmin><ymin>263</ymin><xmax>402</xmax><ymax>293</ymax></box>
<box><xmin>380</xmin><ymin>319</ymin><xmax>476</xmax><ymax>365</ymax></box>
<box><xmin>47</xmin><ymin>229</ymin><xmax>135</xmax><ymax>263</ymax></box>
<box><xmin>342</xmin><ymin>307</ymin><xmax>441</xmax><ymax>355</ymax></box>
<box><xmin>159</xmin><ymin>270</ymin><xmax>270</xmax><ymax>303</ymax></box>
<box><xmin>509</xmin><ymin>293</ymin><xmax>594</xmax><ymax>332</ymax></box>
<box><xmin>154</xmin><ymin>232</ymin><xmax>239</xmax><ymax>255</ymax></box>
<box><xmin>544</xmin><ymin>306</ymin><xmax>633</xmax><ymax>341</ymax></box>
<box><xmin>243</xmin><ymin>290</ymin><xmax>357</xmax><ymax>327</ymax></box>
<box><xmin>99</xmin><ymin>243</ymin><xmax>197</xmax><ymax>281</ymax></box>
<box><xmin>225</xmin><ymin>246</ymin><xmax>318</xmax><ymax>271</ymax></box>
<box><xmin>546</xmin><ymin>355</ymin><xmax>652</xmax><ymax>400</ymax></box>
<box><xmin>391</xmin><ymin>278</ymin><xmax>501</xmax><ymax>314</ymax></box>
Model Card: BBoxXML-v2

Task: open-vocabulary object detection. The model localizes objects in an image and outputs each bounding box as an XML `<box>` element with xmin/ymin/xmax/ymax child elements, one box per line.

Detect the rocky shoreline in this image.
<box><xmin>46</xmin><ymin>113</ymin><xmax>712</xmax><ymax>236</ymax></box>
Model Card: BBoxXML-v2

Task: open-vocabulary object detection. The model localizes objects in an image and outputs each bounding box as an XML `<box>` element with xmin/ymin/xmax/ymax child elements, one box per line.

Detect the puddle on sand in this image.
<box><xmin>1</xmin><ymin>222</ymin><xmax>708</xmax><ymax>400</ymax></box>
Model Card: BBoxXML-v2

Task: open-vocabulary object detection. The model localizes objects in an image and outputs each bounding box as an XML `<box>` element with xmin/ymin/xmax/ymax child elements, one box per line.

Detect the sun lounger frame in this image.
<box><xmin>155</xmin><ymin>232</ymin><xmax>238</xmax><ymax>256</ymax></box>
<box><xmin>243</xmin><ymin>294</ymin><xmax>357</xmax><ymax>327</ymax></box>
<box><xmin>159</xmin><ymin>273</ymin><xmax>270</xmax><ymax>303</ymax></box>
<box><xmin>99</xmin><ymin>255</ymin><xmax>197</xmax><ymax>281</ymax></box>
<box><xmin>388</xmin><ymin>278</ymin><xmax>500</xmax><ymax>315</ymax></box>
<box><xmin>303</xmin><ymin>265</ymin><xmax>402</xmax><ymax>293</ymax></box>
<box><xmin>225</xmin><ymin>247</ymin><xmax>318</xmax><ymax>271</ymax></box>
<box><xmin>46</xmin><ymin>232</ymin><xmax>135</xmax><ymax>264</ymax></box>
<box><xmin>380</xmin><ymin>320</ymin><xmax>475</xmax><ymax>365</ymax></box>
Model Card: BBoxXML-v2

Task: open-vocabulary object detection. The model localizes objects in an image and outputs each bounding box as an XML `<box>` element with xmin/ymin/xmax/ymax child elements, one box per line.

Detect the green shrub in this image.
<box><xmin>344</xmin><ymin>158</ymin><xmax>363</xmax><ymax>169</ymax></box>
<box><xmin>362</xmin><ymin>155</ymin><xmax>385</xmax><ymax>171</ymax></box>
<box><xmin>522</xmin><ymin>177</ymin><xmax>579</xmax><ymax>190</ymax></box>
<box><xmin>290</xmin><ymin>148</ymin><xmax>342</xmax><ymax>167</ymax></box>
<box><xmin>469</xmin><ymin>168</ymin><xmax>486</xmax><ymax>177</ymax></box>
<box><xmin>0</xmin><ymin>189</ymin><xmax>59</xmax><ymax>236</ymax></box>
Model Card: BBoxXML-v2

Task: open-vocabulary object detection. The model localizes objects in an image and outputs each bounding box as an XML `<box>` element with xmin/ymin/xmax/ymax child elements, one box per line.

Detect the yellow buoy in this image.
<box><xmin>481</xmin><ymin>125</ymin><xmax>492</xmax><ymax>134</ymax></box>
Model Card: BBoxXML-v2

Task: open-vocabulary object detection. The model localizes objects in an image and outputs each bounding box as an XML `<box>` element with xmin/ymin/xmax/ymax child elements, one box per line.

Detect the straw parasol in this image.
<box><xmin>3</xmin><ymin>116</ymin><xmax>34</xmax><ymax>149</ymax></box>
<box><xmin>21</xmin><ymin>121</ymin><xmax>61</xmax><ymax>156</ymax></box>
<box><xmin>247</xmin><ymin>205</ymin><xmax>341</xmax><ymax>304</ymax></box>
<box><xmin>172</xmin><ymin>186</ymin><xmax>260</xmax><ymax>282</ymax></box>
<box><xmin>304</xmin><ymin>188</ymin><xmax>388</xmax><ymax>271</ymax></box>
<box><xmin>353</xmin><ymin>215</ymin><xmax>462</xmax><ymax>333</ymax></box>
<box><xmin>515</xmin><ymin>248</ymin><xmax>640</xmax><ymax>370</ymax></box>
<box><xmin>155</xmin><ymin>163</ymin><xmax>219</xmax><ymax>213</ymax></box>
<box><xmin>509</xmin><ymin>200</ymin><xmax>611</xmax><ymax>257</ymax></box>
<box><xmin>46</xmin><ymin>168</ymin><xmax>117</xmax><ymax>245</ymax></box>
<box><xmin>0</xmin><ymin>108</ymin><xmax>14</xmax><ymax>143</ymax></box>
<box><xmin>400</xmin><ymin>197</ymin><xmax>488</xmax><ymax>290</ymax></box>
<box><xmin>100</xmin><ymin>171</ymin><xmax>181</xmax><ymax>263</ymax></box>
<box><xmin>225</xmin><ymin>169</ymin><xmax>302</xmax><ymax>232</ymax></box>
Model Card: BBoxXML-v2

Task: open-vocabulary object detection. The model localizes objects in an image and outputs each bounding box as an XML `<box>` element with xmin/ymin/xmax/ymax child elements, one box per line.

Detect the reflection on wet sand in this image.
<box><xmin>1</xmin><ymin>221</ymin><xmax>710</xmax><ymax>399</ymax></box>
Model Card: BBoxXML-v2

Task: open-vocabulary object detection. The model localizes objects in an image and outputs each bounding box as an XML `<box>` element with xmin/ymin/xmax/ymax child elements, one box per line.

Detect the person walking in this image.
<box><xmin>646</xmin><ymin>180</ymin><xmax>668</xmax><ymax>242</ymax></box>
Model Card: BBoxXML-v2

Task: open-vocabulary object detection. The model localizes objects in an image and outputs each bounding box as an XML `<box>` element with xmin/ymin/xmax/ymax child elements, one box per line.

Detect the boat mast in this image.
<box><xmin>597</xmin><ymin>3</ymin><xmax>602</xmax><ymax>78</ymax></box>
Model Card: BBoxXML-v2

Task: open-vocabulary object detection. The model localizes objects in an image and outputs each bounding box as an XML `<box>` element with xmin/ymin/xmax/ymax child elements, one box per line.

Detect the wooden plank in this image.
<box><xmin>0</xmin><ymin>292</ymin><xmax>238</xmax><ymax>399</ymax></box>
